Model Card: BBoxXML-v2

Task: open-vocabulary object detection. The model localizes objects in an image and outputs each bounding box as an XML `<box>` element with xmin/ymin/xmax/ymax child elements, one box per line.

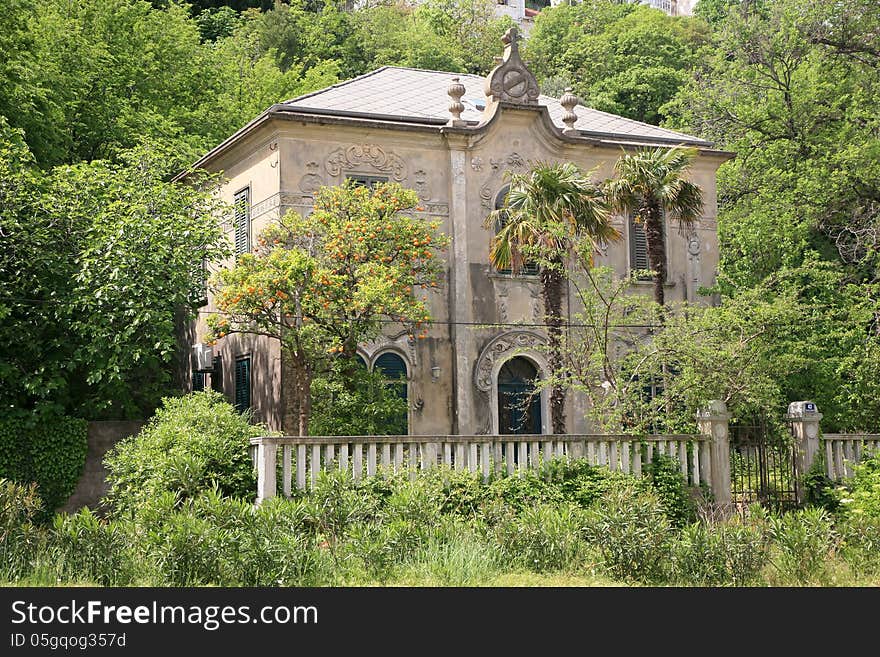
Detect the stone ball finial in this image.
<box><xmin>560</xmin><ymin>87</ymin><xmax>579</xmax><ymax>133</ymax></box>
<box><xmin>447</xmin><ymin>76</ymin><xmax>466</xmax><ymax>126</ymax></box>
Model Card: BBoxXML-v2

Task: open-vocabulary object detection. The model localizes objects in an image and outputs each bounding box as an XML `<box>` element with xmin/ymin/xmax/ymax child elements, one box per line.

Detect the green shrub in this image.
<box><xmin>835</xmin><ymin>515</ymin><xmax>880</xmax><ymax>577</ymax></box>
<box><xmin>51</xmin><ymin>508</ymin><xmax>136</xmax><ymax>585</ymax></box>
<box><xmin>494</xmin><ymin>503</ymin><xmax>590</xmax><ymax>573</ymax></box>
<box><xmin>484</xmin><ymin>469</ymin><xmax>564</xmax><ymax>514</ymax></box>
<box><xmin>646</xmin><ymin>453</ymin><xmax>697</xmax><ymax>528</ymax></box>
<box><xmin>404</xmin><ymin>519</ymin><xmax>504</xmax><ymax>586</ymax></box>
<box><xmin>767</xmin><ymin>507</ymin><xmax>836</xmax><ymax>584</ymax></box>
<box><xmin>103</xmin><ymin>391</ymin><xmax>263</xmax><ymax>514</ymax></box>
<box><xmin>583</xmin><ymin>483</ymin><xmax>673</xmax><ymax>584</ymax></box>
<box><xmin>0</xmin><ymin>479</ymin><xmax>45</xmax><ymax>581</ymax></box>
<box><xmin>801</xmin><ymin>457</ymin><xmax>840</xmax><ymax>514</ymax></box>
<box><xmin>836</xmin><ymin>451</ymin><xmax>880</xmax><ymax>520</ymax></box>
<box><xmin>544</xmin><ymin>457</ymin><xmax>645</xmax><ymax>510</ymax></box>
<box><xmin>670</xmin><ymin>518</ymin><xmax>769</xmax><ymax>586</ymax></box>
<box><xmin>0</xmin><ymin>413</ymin><xmax>87</xmax><ymax>520</ymax></box>
<box><xmin>303</xmin><ymin>468</ymin><xmax>382</xmax><ymax>548</ymax></box>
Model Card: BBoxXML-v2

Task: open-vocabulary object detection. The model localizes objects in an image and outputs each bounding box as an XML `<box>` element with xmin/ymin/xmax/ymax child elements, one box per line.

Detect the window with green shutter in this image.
<box><xmin>192</xmin><ymin>370</ymin><xmax>206</xmax><ymax>392</ymax></box>
<box><xmin>210</xmin><ymin>355</ymin><xmax>223</xmax><ymax>394</ymax></box>
<box><xmin>233</xmin><ymin>187</ymin><xmax>251</xmax><ymax>256</ymax></box>
<box><xmin>629</xmin><ymin>210</ymin><xmax>668</xmax><ymax>281</ymax></box>
<box><xmin>374</xmin><ymin>352</ymin><xmax>408</xmax><ymax>434</ymax></box>
<box><xmin>234</xmin><ymin>356</ymin><xmax>251</xmax><ymax>414</ymax></box>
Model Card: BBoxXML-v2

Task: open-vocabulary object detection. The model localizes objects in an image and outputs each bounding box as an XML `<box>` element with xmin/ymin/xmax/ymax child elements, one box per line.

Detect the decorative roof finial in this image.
<box><xmin>447</xmin><ymin>76</ymin><xmax>467</xmax><ymax>127</ymax></box>
<box><xmin>484</xmin><ymin>26</ymin><xmax>540</xmax><ymax>107</ymax></box>
<box><xmin>560</xmin><ymin>87</ymin><xmax>579</xmax><ymax>134</ymax></box>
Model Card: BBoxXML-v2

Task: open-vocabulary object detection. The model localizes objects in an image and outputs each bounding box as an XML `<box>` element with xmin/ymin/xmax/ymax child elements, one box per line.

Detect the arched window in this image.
<box><xmin>374</xmin><ymin>352</ymin><xmax>408</xmax><ymax>434</ymax></box>
<box><xmin>494</xmin><ymin>185</ymin><xmax>538</xmax><ymax>275</ymax></box>
<box><xmin>497</xmin><ymin>357</ymin><xmax>541</xmax><ymax>434</ymax></box>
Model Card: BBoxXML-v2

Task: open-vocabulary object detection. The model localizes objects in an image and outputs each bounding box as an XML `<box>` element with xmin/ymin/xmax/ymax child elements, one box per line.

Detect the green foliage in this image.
<box><xmin>582</xmin><ymin>483</ymin><xmax>673</xmax><ymax>584</ymax></box>
<box><xmin>103</xmin><ymin>391</ymin><xmax>263</xmax><ymax>515</ymax></box>
<box><xmin>669</xmin><ymin>517</ymin><xmax>769</xmax><ymax>586</ymax></box>
<box><xmin>835</xmin><ymin>451</ymin><xmax>880</xmax><ymax>520</ymax></box>
<box><xmin>836</xmin><ymin>515</ymin><xmax>880</xmax><ymax>577</ymax></box>
<box><xmin>494</xmin><ymin>503</ymin><xmax>589</xmax><ymax>573</ymax></box>
<box><xmin>525</xmin><ymin>2</ymin><xmax>709</xmax><ymax>125</ymax></box>
<box><xmin>51</xmin><ymin>509</ymin><xmax>135</xmax><ymax>586</ymax></box>
<box><xmin>646</xmin><ymin>453</ymin><xmax>697</xmax><ymax>528</ymax></box>
<box><xmin>0</xmin><ymin>131</ymin><xmax>229</xmax><ymax>419</ymax></box>
<box><xmin>0</xmin><ymin>414</ymin><xmax>87</xmax><ymax>521</ymax></box>
<box><xmin>543</xmin><ymin>457</ymin><xmax>645</xmax><ymax>509</ymax></box>
<box><xmin>767</xmin><ymin>507</ymin><xmax>836</xmax><ymax>584</ymax></box>
<box><xmin>0</xmin><ymin>479</ymin><xmax>45</xmax><ymax>581</ymax></box>
<box><xmin>801</xmin><ymin>455</ymin><xmax>840</xmax><ymax>514</ymax></box>
<box><xmin>308</xmin><ymin>359</ymin><xmax>408</xmax><ymax>436</ymax></box>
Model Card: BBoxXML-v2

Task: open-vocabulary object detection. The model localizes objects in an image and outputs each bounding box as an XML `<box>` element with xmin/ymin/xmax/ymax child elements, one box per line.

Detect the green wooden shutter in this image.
<box><xmin>234</xmin><ymin>187</ymin><xmax>250</xmax><ymax>256</ymax></box>
<box><xmin>210</xmin><ymin>355</ymin><xmax>223</xmax><ymax>393</ymax></box>
<box><xmin>192</xmin><ymin>370</ymin><xmax>205</xmax><ymax>392</ymax></box>
<box><xmin>629</xmin><ymin>212</ymin><xmax>650</xmax><ymax>273</ymax></box>
<box><xmin>234</xmin><ymin>357</ymin><xmax>251</xmax><ymax>413</ymax></box>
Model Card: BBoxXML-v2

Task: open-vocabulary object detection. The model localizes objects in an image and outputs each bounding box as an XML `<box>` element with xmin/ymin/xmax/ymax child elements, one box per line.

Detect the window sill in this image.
<box><xmin>488</xmin><ymin>270</ymin><xmax>540</xmax><ymax>281</ymax></box>
<box><xmin>630</xmin><ymin>278</ymin><xmax>676</xmax><ymax>288</ymax></box>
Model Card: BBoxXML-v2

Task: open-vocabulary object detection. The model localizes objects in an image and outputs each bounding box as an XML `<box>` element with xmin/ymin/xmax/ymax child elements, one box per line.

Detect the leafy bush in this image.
<box><xmin>582</xmin><ymin>483</ymin><xmax>672</xmax><ymax>584</ymax></box>
<box><xmin>835</xmin><ymin>515</ymin><xmax>880</xmax><ymax>577</ymax></box>
<box><xmin>544</xmin><ymin>457</ymin><xmax>645</xmax><ymax>509</ymax></box>
<box><xmin>484</xmin><ymin>469</ymin><xmax>564</xmax><ymax>514</ymax></box>
<box><xmin>0</xmin><ymin>479</ymin><xmax>45</xmax><ymax>581</ymax></box>
<box><xmin>308</xmin><ymin>362</ymin><xmax>409</xmax><ymax>436</ymax></box>
<box><xmin>767</xmin><ymin>507</ymin><xmax>836</xmax><ymax>584</ymax></box>
<box><xmin>646</xmin><ymin>453</ymin><xmax>697</xmax><ymax>528</ymax></box>
<box><xmin>670</xmin><ymin>517</ymin><xmax>769</xmax><ymax>586</ymax></box>
<box><xmin>103</xmin><ymin>391</ymin><xmax>263</xmax><ymax>514</ymax></box>
<box><xmin>0</xmin><ymin>413</ymin><xmax>87</xmax><ymax>520</ymax></box>
<box><xmin>801</xmin><ymin>457</ymin><xmax>839</xmax><ymax>514</ymax></box>
<box><xmin>403</xmin><ymin>518</ymin><xmax>504</xmax><ymax>586</ymax></box>
<box><xmin>51</xmin><ymin>509</ymin><xmax>135</xmax><ymax>586</ymax></box>
<box><xmin>836</xmin><ymin>451</ymin><xmax>880</xmax><ymax>520</ymax></box>
<box><xmin>494</xmin><ymin>503</ymin><xmax>589</xmax><ymax>573</ymax></box>
<box><xmin>303</xmin><ymin>469</ymin><xmax>383</xmax><ymax>548</ymax></box>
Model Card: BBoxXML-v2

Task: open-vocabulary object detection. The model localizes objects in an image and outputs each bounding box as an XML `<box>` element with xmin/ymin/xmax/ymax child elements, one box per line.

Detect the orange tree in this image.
<box><xmin>206</xmin><ymin>181</ymin><xmax>449</xmax><ymax>435</ymax></box>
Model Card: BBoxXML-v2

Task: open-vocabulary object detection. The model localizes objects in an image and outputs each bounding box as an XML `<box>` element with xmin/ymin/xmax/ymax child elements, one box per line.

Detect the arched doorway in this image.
<box><xmin>497</xmin><ymin>356</ymin><xmax>541</xmax><ymax>434</ymax></box>
<box><xmin>374</xmin><ymin>351</ymin><xmax>409</xmax><ymax>435</ymax></box>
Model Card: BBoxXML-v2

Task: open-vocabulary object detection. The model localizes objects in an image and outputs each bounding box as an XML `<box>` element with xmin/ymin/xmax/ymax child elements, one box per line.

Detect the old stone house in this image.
<box><xmin>182</xmin><ymin>28</ymin><xmax>731</xmax><ymax>436</ymax></box>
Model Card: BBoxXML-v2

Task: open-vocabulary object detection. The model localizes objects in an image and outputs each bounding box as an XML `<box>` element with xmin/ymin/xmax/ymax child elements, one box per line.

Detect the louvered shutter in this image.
<box><xmin>629</xmin><ymin>213</ymin><xmax>650</xmax><ymax>274</ymax></box>
<box><xmin>210</xmin><ymin>355</ymin><xmax>223</xmax><ymax>393</ymax></box>
<box><xmin>234</xmin><ymin>357</ymin><xmax>251</xmax><ymax>413</ymax></box>
<box><xmin>234</xmin><ymin>187</ymin><xmax>250</xmax><ymax>256</ymax></box>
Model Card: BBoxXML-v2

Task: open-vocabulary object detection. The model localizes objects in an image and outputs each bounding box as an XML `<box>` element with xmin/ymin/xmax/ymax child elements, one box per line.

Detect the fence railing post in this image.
<box><xmin>786</xmin><ymin>401</ymin><xmax>822</xmax><ymax>504</ymax></box>
<box><xmin>255</xmin><ymin>437</ymin><xmax>276</xmax><ymax>504</ymax></box>
<box><xmin>697</xmin><ymin>400</ymin><xmax>731</xmax><ymax>508</ymax></box>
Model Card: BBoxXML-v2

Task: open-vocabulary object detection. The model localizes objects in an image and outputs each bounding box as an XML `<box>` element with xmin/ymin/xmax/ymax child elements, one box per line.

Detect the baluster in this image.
<box><xmin>310</xmin><ymin>444</ymin><xmax>321</xmax><ymax>488</ymax></box>
<box><xmin>367</xmin><ymin>443</ymin><xmax>377</xmax><ymax>477</ymax></box>
<box><xmin>339</xmin><ymin>443</ymin><xmax>349</xmax><ymax>474</ymax></box>
<box><xmin>325</xmin><ymin>444</ymin><xmax>335</xmax><ymax>470</ymax></box>
<box><xmin>482</xmin><ymin>442</ymin><xmax>491</xmax><ymax>481</ymax></box>
<box><xmin>282</xmin><ymin>445</ymin><xmax>292</xmax><ymax>498</ymax></box>
<box><xmin>381</xmin><ymin>443</ymin><xmax>391</xmax><ymax>472</ymax></box>
<box><xmin>455</xmin><ymin>442</ymin><xmax>465</xmax><ymax>471</ymax></box>
<box><xmin>825</xmin><ymin>440</ymin><xmax>834</xmax><ymax>480</ymax></box>
<box><xmin>505</xmin><ymin>441</ymin><xmax>515</xmax><ymax>475</ymax></box>
<box><xmin>518</xmin><ymin>442</ymin><xmax>527</xmax><ymax>473</ymax></box>
<box><xmin>679</xmin><ymin>442</ymin><xmax>688</xmax><ymax>477</ymax></box>
<box><xmin>633</xmin><ymin>442</ymin><xmax>642</xmax><ymax>477</ymax></box>
<box><xmin>394</xmin><ymin>443</ymin><xmax>404</xmax><ymax>473</ymax></box>
<box><xmin>586</xmin><ymin>441</ymin><xmax>596</xmax><ymax>466</ymax></box>
<box><xmin>469</xmin><ymin>442</ymin><xmax>478</xmax><ymax>473</ymax></box>
<box><xmin>621</xmin><ymin>441</ymin><xmax>631</xmax><ymax>474</ymax></box>
<box><xmin>296</xmin><ymin>445</ymin><xmax>306</xmax><ymax>490</ymax></box>
<box><xmin>352</xmin><ymin>443</ymin><xmax>363</xmax><ymax>481</ymax></box>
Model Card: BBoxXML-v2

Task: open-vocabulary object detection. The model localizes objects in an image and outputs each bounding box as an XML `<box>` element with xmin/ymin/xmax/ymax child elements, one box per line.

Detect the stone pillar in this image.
<box><xmin>697</xmin><ymin>400</ymin><xmax>731</xmax><ymax>507</ymax></box>
<box><xmin>787</xmin><ymin>401</ymin><xmax>823</xmax><ymax>504</ymax></box>
<box><xmin>256</xmin><ymin>438</ymin><xmax>276</xmax><ymax>504</ymax></box>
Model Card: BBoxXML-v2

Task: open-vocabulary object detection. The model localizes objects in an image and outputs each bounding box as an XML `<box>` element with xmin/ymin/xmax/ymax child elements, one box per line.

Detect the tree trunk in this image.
<box><xmin>643</xmin><ymin>199</ymin><xmax>667</xmax><ymax>307</ymax></box>
<box><xmin>281</xmin><ymin>347</ymin><xmax>311</xmax><ymax>436</ymax></box>
<box><xmin>542</xmin><ymin>259</ymin><xmax>567</xmax><ymax>434</ymax></box>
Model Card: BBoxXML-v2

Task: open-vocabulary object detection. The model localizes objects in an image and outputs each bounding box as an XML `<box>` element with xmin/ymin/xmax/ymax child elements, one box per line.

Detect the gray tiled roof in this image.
<box><xmin>284</xmin><ymin>66</ymin><xmax>710</xmax><ymax>146</ymax></box>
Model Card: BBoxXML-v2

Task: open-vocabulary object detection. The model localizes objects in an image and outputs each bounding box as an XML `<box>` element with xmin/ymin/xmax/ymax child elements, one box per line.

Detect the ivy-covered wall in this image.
<box><xmin>0</xmin><ymin>415</ymin><xmax>88</xmax><ymax>521</ymax></box>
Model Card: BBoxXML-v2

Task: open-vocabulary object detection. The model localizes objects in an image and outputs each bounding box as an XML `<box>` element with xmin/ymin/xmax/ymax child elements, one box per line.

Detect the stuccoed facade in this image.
<box><xmin>182</xmin><ymin>28</ymin><xmax>732</xmax><ymax>436</ymax></box>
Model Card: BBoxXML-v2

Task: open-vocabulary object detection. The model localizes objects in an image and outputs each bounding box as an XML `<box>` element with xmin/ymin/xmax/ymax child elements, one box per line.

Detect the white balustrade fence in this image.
<box><xmin>822</xmin><ymin>434</ymin><xmax>880</xmax><ymax>480</ymax></box>
<box><xmin>250</xmin><ymin>433</ymin><xmax>714</xmax><ymax>502</ymax></box>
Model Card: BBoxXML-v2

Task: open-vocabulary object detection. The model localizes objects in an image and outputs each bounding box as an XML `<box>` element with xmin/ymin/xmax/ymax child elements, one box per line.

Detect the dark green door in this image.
<box><xmin>498</xmin><ymin>357</ymin><xmax>541</xmax><ymax>434</ymax></box>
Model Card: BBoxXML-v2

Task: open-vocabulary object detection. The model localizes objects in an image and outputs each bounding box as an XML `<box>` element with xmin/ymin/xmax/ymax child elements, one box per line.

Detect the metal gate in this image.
<box><xmin>729</xmin><ymin>421</ymin><xmax>799</xmax><ymax>512</ymax></box>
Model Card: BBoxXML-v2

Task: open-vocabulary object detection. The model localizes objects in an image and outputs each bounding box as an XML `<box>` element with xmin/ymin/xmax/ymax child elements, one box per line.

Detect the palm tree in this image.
<box><xmin>606</xmin><ymin>145</ymin><xmax>704</xmax><ymax>307</ymax></box>
<box><xmin>484</xmin><ymin>161</ymin><xmax>618</xmax><ymax>434</ymax></box>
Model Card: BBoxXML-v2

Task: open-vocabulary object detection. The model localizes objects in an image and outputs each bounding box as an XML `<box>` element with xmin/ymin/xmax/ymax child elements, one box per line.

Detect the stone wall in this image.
<box><xmin>62</xmin><ymin>420</ymin><xmax>144</xmax><ymax>514</ymax></box>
